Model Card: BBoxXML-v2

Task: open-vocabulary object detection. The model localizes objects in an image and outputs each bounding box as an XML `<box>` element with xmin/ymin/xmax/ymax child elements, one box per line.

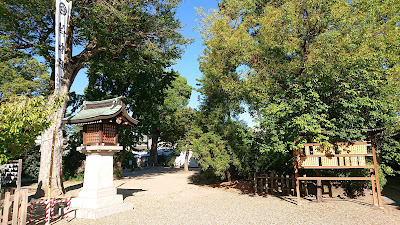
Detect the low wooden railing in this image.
<box><xmin>254</xmin><ymin>172</ymin><xmax>298</xmax><ymax>195</ymax></box>
<box><xmin>0</xmin><ymin>188</ymin><xmax>28</xmax><ymax>225</ymax></box>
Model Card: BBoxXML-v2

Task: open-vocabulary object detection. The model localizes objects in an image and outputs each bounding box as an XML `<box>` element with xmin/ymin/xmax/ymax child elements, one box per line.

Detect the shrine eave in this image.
<box><xmin>62</xmin><ymin>97</ymin><xmax>139</xmax><ymax>126</ymax></box>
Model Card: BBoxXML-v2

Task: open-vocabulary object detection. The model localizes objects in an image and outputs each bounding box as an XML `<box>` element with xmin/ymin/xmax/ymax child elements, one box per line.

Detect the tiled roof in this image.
<box><xmin>63</xmin><ymin>97</ymin><xmax>138</xmax><ymax>126</ymax></box>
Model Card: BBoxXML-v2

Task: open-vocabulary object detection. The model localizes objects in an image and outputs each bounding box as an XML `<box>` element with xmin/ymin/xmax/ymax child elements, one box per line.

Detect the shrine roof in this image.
<box><xmin>63</xmin><ymin>97</ymin><xmax>138</xmax><ymax>126</ymax></box>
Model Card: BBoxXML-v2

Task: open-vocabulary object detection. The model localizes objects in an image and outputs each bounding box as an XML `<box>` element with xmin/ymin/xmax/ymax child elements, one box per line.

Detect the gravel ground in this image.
<box><xmin>37</xmin><ymin>167</ymin><xmax>400</xmax><ymax>225</ymax></box>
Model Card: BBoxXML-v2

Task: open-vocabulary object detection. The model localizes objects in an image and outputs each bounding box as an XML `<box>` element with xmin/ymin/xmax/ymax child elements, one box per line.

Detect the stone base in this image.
<box><xmin>74</xmin><ymin>203</ymin><xmax>133</xmax><ymax>219</ymax></box>
<box><xmin>71</xmin><ymin>193</ymin><xmax>123</xmax><ymax>209</ymax></box>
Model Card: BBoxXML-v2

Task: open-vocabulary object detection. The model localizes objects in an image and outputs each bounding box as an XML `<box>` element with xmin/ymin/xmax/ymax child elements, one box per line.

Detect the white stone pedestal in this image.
<box><xmin>71</xmin><ymin>145</ymin><xmax>133</xmax><ymax>219</ymax></box>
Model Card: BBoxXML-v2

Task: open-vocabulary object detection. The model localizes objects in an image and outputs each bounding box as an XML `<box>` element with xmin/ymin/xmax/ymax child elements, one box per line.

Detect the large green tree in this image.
<box><xmin>0</xmin><ymin>0</ymin><xmax>187</xmax><ymax>196</ymax></box>
<box><xmin>85</xmin><ymin>57</ymin><xmax>192</xmax><ymax>165</ymax></box>
<box><xmin>0</xmin><ymin>96</ymin><xmax>60</xmax><ymax>165</ymax></box>
<box><xmin>198</xmin><ymin>0</ymin><xmax>400</xmax><ymax>174</ymax></box>
<box><xmin>0</xmin><ymin>35</ymin><xmax>48</xmax><ymax>98</ymax></box>
<box><xmin>0</xmin><ymin>35</ymin><xmax>57</xmax><ymax>164</ymax></box>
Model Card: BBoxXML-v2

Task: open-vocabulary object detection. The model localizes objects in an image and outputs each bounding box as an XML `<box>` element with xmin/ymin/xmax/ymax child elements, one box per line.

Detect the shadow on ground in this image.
<box><xmin>122</xmin><ymin>166</ymin><xmax>192</xmax><ymax>180</ymax></box>
<box><xmin>382</xmin><ymin>176</ymin><xmax>400</xmax><ymax>210</ymax></box>
<box><xmin>65</xmin><ymin>182</ymin><xmax>83</xmax><ymax>192</ymax></box>
<box><xmin>117</xmin><ymin>188</ymin><xmax>146</xmax><ymax>199</ymax></box>
<box><xmin>189</xmin><ymin>173</ymin><xmax>400</xmax><ymax>209</ymax></box>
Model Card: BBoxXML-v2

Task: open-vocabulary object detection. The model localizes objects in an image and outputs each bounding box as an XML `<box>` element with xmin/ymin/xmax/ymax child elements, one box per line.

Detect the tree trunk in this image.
<box><xmin>149</xmin><ymin>135</ymin><xmax>159</xmax><ymax>166</ymax></box>
<box><xmin>36</xmin><ymin>85</ymin><xmax>69</xmax><ymax>198</ymax></box>
<box><xmin>226</xmin><ymin>169</ymin><xmax>232</xmax><ymax>183</ymax></box>
<box><xmin>113</xmin><ymin>152</ymin><xmax>124</xmax><ymax>179</ymax></box>
<box><xmin>184</xmin><ymin>148</ymin><xmax>189</xmax><ymax>172</ymax></box>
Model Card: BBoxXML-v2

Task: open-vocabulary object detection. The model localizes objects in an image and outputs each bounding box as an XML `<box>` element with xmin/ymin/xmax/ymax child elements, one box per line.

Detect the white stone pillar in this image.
<box><xmin>71</xmin><ymin>145</ymin><xmax>133</xmax><ymax>219</ymax></box>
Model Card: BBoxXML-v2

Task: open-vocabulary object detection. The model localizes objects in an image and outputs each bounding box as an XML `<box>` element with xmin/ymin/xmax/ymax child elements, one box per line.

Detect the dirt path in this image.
<box><xmin>47</xmin><ymin>167</ymin><xmax>400</xmax><ymax>225</ymax></box>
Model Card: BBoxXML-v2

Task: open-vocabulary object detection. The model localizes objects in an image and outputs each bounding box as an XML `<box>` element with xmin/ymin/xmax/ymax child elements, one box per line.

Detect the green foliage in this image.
<box><xmin>0</xmin><ymin>36</ymin><xmax>49</xmax><ymax>98</ymax></box>
<box><xmin>21</xmin><ymin>145</ymin><xmax>41</xmax><ymax>181</ymax></box>
<box><xmin>375</xmin><ymin>133</ymin><xmax>400</xmax><ymax>175</ymax></box>
<box><xmin>0</xmin><ymin>95</ymin><xmax>61</xmax><ymax>162</ymax></box>
<box><xmin>191</xmin><ymin>168</ymin><xmax>223</xmax><ymax>185</ymax></box>
<box><xmin>63</xmin><ymin>125</ymin><xmax>85</xmax><ymax>180</ymax></box>
<box><xmin>190</xmin><ymin>107</ymin><xmax>253</xmax><ymax>181</ymax></box>
<box><xmin>86</xmin><ymin>64</ymin><xmax>193</xmax><ymax>163</ymax></box>
<box><xmin>64</xmin><ymin>173</ymin><xmax>84</xmax><ymax>182</ymax></box>
<box><xmin>197</xmin><ymin>0</ymin><xmax>400</xmax><ymax>179</ymax></box>
<box><xmin>157</xmin><ymin>153</ymin><xmax>177</xmax><ymax>167</ymax></box>
<box><xmin>337</xmin><ymin>164</ymin><xmax>387</xmax><ymax>198</ymax></box>
<box><xmin>121</xmin><ymin>150</ymin><xmax>136</xmax><ymax>169</ymax></box>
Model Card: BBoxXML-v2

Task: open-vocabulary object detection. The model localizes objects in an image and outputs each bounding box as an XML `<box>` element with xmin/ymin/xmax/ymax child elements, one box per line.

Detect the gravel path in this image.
<box><xmin>51</xmin><ymin>167</ymin><xmax>400</xmax><ymax>225</ymax></box>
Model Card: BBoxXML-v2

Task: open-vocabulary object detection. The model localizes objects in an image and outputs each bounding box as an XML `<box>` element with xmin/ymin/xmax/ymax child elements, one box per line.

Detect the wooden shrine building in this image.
<box><xmin>64</xmin><ymin>97</ymin><xmax>138</xmax><ymax>146</ymax></box>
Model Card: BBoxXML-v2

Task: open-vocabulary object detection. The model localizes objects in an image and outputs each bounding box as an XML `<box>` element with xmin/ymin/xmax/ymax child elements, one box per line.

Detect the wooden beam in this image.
<box><xmin>299</xmin><ymin>154</ymin><xmax>373</xmax><ymax>158</ymax></box>
<box><xmin>17</xmin><ymin>159</ymin><xmax>22</xmax><ymax>190</ymax></box>
<box><xmin>370</xmin><ymin>169</ymin><xmax>377</xmax><ymax>206</ymax></box>
<box><xmin>293</xmin><ymin>146</ymin><xmax>301</xmax><ymax>205</ymax></box>
<box><xmin>369</xmin><ymin>132</ymin><xmax>383</xmax><ymax>207</ymax></box>
<box><xmin>99</xmin><ymin>124</ymin><xmax>104</xmax><ymax>144</ymax></box>
<box><xmin>299</xmin><ymin>165</ymin><xmax>374</xmax><ymax>169</ymax></box>
<box><xmin>297</xmin><ymin>177</ymin><xmax>374</xmax><ymax>181</ymax></box>
<box><xmin>303</xmin><ymin>142</ymin><xmax>368</xmax><ymax>146</ymax></box>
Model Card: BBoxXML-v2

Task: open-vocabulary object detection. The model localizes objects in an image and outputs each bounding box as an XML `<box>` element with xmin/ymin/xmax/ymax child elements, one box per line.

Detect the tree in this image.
<box><xmin>0</xmin><ymin>35</ymin><xmax>56</xmax><ymax>164</ymax></box>
<box><xmin>174</xmin><ymin>107</ymin><xmax>196</xmax><ymax>171</ymax></box>
<box><xmin>0</xmin><ymin>96</ymin><xmax>60</xmax><ymax>164</ymax></box>
<box><xmin>1</xmin><ymin>0</ymin><xmax>188</xmax><ymax>196</ymax></box>
<box><xmin>85</xmin><ymin>57</ymin><xmax>192</xmax><ymax>165</ymax></box>
<box><xmin>0</xmin><ymin>35</ymin><xmax>48</xmax><ymax>98</ymax></box>
<box><xmin>198</xmin><ymin>0</ymin><xmax>400</xmax><ymax>174</ymax></box>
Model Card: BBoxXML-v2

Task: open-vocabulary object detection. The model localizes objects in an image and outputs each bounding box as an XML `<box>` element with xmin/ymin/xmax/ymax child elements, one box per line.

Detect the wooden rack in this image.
<box><xmin>293</xmin><ymin>133</ymin><xmax>383</xmax><ymax>207</ymax></box>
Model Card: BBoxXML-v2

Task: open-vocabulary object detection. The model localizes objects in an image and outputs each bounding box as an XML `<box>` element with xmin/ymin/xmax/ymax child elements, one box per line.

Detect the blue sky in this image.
<box><xmin>70</xmin><ymin>0</ymin><xmax>255</xmax><ymax>126</ymax></box>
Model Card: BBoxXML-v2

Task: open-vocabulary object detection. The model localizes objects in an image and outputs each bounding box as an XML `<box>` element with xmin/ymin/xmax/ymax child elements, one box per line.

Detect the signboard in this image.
<box><xmin>0</xmin><ymin>159</ymin><xmax>22</xmax><ymax>189</ymax></box>
<box><xmin>54</xmin><ymin>0</ymin><xmax>72</xmax><ymax>91</ymax></box>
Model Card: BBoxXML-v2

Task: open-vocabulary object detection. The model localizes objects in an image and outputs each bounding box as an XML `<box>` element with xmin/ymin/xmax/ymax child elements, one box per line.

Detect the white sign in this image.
<box><xmin>54</xmin><ymin>0</ymin><xmax>72</xmax><ymax>92</ymax></box>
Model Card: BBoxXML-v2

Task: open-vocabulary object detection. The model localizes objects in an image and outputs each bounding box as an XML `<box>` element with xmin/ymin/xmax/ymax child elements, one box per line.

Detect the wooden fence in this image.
<box><xmin>254</xmin><ymin>172</ymin><xmax>300</xmax><ymax>195</ymax></box>
<box><xmin>0</xmin><ymin>188</ymin><xmax>28</xmax><ymax>225</ymax></box>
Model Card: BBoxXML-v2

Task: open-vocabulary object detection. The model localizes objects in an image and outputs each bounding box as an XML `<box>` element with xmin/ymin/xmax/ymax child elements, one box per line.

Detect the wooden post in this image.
<box><xmin>18</xmin><ymin>189</ymin><xmax>28</xmax><ymax>225</ymax></box>
<box><xmin>17</xmin><ymin>159</ymin><xmax>22</xmax><ymax>190</ymax></box>
<box><xmin>99</xmin><ymin>124</ymin><xmax>104</xmax><ymax>144</ymax></box>
<box><xmin>316</xmin><ymin>170</ymin><xmax>323</xmax><ymax>203</ymax></box>
<box><xmin>11</xmin><ymin>190</ymin><xmax>20</xmax><ymax>225</ymax></box>
<box><xmin>291</xmin><ymin>174</ymin><xmax>295</xmax><ymax>195</ymax></box>
<box><xmin>369</xmin><ymin>132</ymin><xmax>383</xmax><ymax>207</ymax></box>
<box><xmin>253</xmin><ymin>172</ymin><xmax>257</xmax><ymax>194</ymax></box>
<box><xmin>370</xmin><ymin>169</ymin><xmax>377</xmax><ymax>206</ymax></box>
<box><xmin>2</xmin><ymin>192</ymin><xmax>11</xmax><ymax>225</ymax></box>
<box><xmin>270</xmin><ymin>172</ymin><xmax>274</xmax><ymax>193</ymax></box>
<box><xmin>265</xmin><ymin>173</ymin><xmax>269</xmax><ymax>193</ymax></box>
<box><xmin>293</xmin><ymin>148</ymin><xmax>301</xmax><ymax>205</ymax></box>
<box><xmin>259</xmin><ymin>175</ymin><xmax>264</xmax><ymax>193</ymax></box>
<box><xmin>286</xmin><ymin>175</ymin><xmax>290</xmax><ymax>195</ymax></box>
<box><xmin>303</xmin><ymin>174</ymin><xmax>308</xmax><ymax>196</ymax></box>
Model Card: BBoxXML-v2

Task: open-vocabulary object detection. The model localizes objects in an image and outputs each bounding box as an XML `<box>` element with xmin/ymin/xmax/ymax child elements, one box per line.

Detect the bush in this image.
<box><xmin>339</xmin><ymin>164</ymin><xmax>386</xmax><ymax>198</ymax></box>
<box><xmin>121</xmin><ymin>151</ymin><xmax>136</xmax><ymax>169</ymax></box>
<box><xmin>21</xmin><ymin>145</ymin><xmax>41</xmax><ymax>181</ymax></box>
<box><xmin>63</xmin><ymin>147</ymin><xmax>85</xmax><ymax>181</ymax></box>
<box><xmin>158</xmin><ymin>153</ymin><xmax>176</xmax><ymax>167</ymax></box>
<box><xmin>191</xmin><ymin>168</ymin><xmax>223</xmax><ymax>185</ymax></box>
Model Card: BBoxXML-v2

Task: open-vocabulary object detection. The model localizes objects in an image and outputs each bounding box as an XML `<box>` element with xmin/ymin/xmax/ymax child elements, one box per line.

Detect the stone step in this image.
<box><xmin>74</xmin><ymin>202</ymin><xmax>134</xmax><ymax>219</ymax></box>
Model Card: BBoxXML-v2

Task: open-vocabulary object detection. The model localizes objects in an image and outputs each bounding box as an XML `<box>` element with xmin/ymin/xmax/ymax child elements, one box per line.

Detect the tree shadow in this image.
<box><xmin>189</xmin><ymin>172</ymin><xmax>392</xmax><ymax>209</ymax></box>
<box><xmin>122</xmin><ymin>166</ymin><xmax>185</xmax><ymax>180</ymax></box>
<box><xmin>64</xmin><ymin>182</ymin><xmax>83</xmax><ymax>192</ymax></box>
<box><xmin>382</xmin><ymin>177</ymin><xmax>400</xmax><ymax>210</ymax></box>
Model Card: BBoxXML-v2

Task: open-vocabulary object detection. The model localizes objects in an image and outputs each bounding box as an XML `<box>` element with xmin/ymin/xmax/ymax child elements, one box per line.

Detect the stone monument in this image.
<box><xmin>64</xmin><ymin>97</ymin><xmax>138</xmax><ymax>219</ymax></box>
